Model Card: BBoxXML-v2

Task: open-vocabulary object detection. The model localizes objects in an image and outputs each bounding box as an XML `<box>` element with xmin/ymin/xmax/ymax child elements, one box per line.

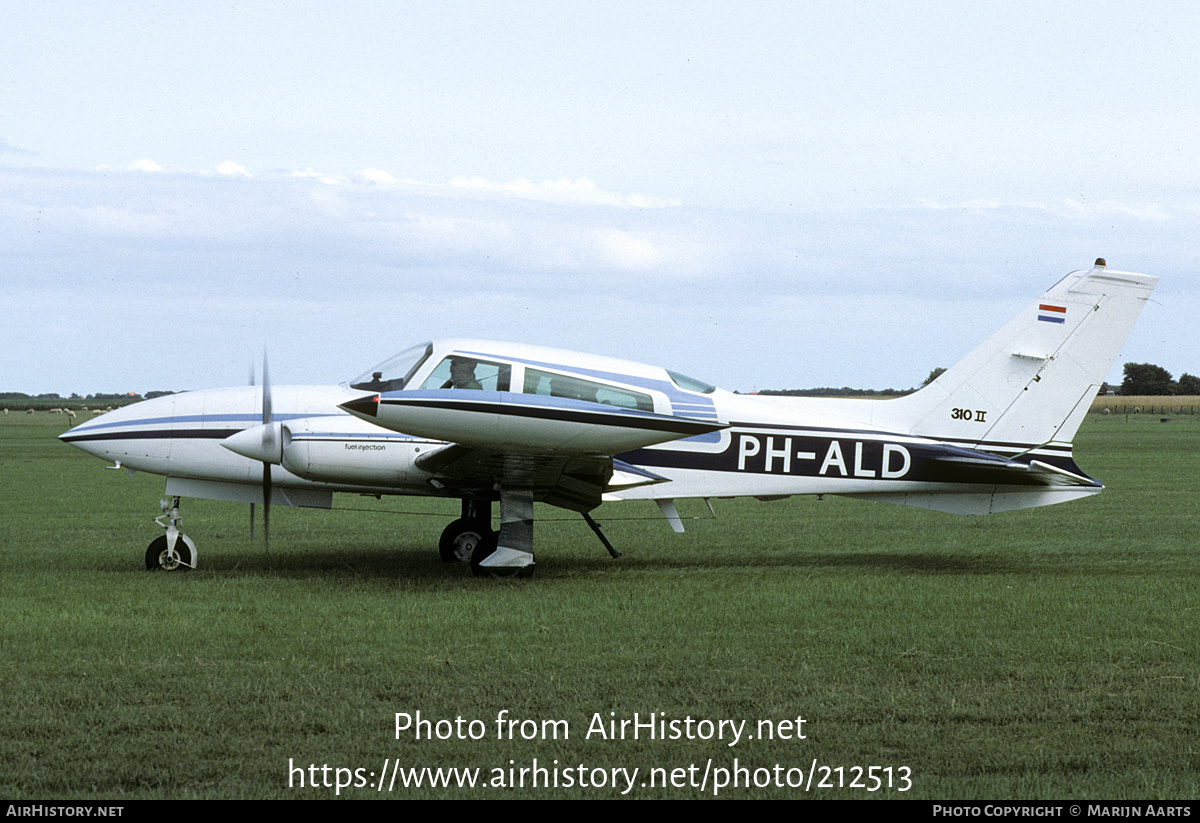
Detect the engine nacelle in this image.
<box><xmin>278</xmin><ymin>418</ymin><xmax>435</xmax><ymax>487</ymax></box>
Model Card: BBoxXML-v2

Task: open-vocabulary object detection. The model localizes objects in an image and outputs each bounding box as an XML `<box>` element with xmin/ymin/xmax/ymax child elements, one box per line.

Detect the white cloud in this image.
<box><xmin>4</xmin><ymin>163</ymin><xmax>1195</xmax><ymax>394</ymax></box>
<box><xmin>128</xmin><ymin>158</ymin><xmax>163</xmax><ymax>172</ymax></box>
<box><xmin>449</xmin><ymin>176</ymin><xmax>680</xmax><ymax>208</ymax></box>
<box><xmin>216</xmin><ymin>161</ymin><xmax>250</xmax><ymax>177</ymax></box>
<box><xmin>909</xmin><ymin>196</ymin><xmax>1173</xmax><ymax>223</ymax></box>
<box><xmin>358</xmin><ymin>168</ymin><xmax>398</xmax><ymax>185</ymax></box>
<box><xmin>593</xmin><ymin>229</ymin><xmax>661</xmax><ymax>270</ymax></box>
<box><xmin>291</xmin><ymin>168</ymin><xmax>348</xmax><ymax>185</ymax></box>
<box><xmin>1055</xmin><ymin>199</ymin><xmax>1172</xmax><ymax>222</ymax></box>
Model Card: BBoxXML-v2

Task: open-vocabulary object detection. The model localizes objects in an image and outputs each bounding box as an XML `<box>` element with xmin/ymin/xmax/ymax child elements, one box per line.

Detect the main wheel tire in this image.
<box><xmin>439</xmin><ymin>519</ymin><xmax>492</xmax><ymax>564</ymax></box>
<box><xmin>145</xmin><ymin>534</ymin><xmax>193</xmax><ymax>571</ymax></box>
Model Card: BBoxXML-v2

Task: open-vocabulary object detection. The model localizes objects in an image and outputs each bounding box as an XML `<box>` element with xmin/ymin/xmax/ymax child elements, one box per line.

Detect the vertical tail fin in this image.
<box><xmin>891</xmin><ymin>261</ymin><xmax>1158</xmax><ymax>453</ymax></box>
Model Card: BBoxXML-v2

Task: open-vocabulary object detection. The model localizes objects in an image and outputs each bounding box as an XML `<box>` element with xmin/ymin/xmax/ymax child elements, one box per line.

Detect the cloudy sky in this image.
<box><xmin>3</xmin><ymin>2</ymin><xmax>1197</xmax><ymax>396</ymax></box>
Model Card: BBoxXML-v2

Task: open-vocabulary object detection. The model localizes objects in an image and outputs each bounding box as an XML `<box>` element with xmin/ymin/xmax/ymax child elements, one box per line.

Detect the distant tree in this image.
<box><xmin>1177</xmin><ymin>373</ymin><xmax>1200</xmax><ymax>395</ymax></box>
<box><xmin>1119</xmin><ymin>363</ymin><xmax>1175</xmax><ymax>396</ymax></box>
<box><xmin>757</xmin><ymin>387</ymin><xmax>909</xmax><ymax>398</ymax></box>
<box><xmin>921</xmin><ymin>367</ymin><xmax>946</xmax><ymax>388</ymax></box>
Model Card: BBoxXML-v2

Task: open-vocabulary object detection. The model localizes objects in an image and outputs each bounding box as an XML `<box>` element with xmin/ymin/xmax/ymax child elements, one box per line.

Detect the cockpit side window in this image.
<box><xmin>419</xmin><ymin>357</ymin><xmax>512</xmax><ymax>392</ymax></box>
<box><xmin>667</xmin><ymin>369</ymin><xmax>716</xmax><ymax>394</ymax></box>
<box><xmin>350</xmin><ymin>343</ymin><xmax>433</xmax><ymax>391</ymax></box>
<box><xmin>523</xmin><ymin>368</ymin><xmax>654</xmax><ymax>411</ymax></box>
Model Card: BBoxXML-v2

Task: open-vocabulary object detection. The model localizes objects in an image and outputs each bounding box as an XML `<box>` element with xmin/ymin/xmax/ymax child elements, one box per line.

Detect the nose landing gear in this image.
<box><xmin>146</xmin><ymin>496</ymin><xmax>197</xmax><ymax>571</ymax></box>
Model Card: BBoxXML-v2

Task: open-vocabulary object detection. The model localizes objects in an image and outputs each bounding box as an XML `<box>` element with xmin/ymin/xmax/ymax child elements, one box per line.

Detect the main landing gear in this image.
<box><xmin>146</xmin><ymin>496</ymin><xmax>197</xmax><ymax>571</ymax></box>
<box><xmin>440</xmin><ymin>495</ymin><xmax>536</xmax><ymax>578</ymax></box>
<box><xmin>440</xmin><ymin>495</ymin><xmax>621</xmax><ymax>578</ymax></box>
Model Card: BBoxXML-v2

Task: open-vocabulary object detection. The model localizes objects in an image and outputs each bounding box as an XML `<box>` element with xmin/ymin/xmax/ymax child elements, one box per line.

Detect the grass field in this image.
<box><xmin>2</xmin><ymin>413</ymin><xmax>1198</xmax><ymax>799</ymax></box>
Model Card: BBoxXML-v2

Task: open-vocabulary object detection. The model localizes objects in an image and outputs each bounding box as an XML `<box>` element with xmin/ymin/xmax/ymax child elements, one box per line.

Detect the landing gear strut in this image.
<box><xmin>441</xmin><ymin>496</ymin><xmax>621</xmax><ymax>578</ymax></box>
<box><xmin>146</xmin><ymin>496</ymin><xmax>197</xmax><ymax>571</ymax></box>
<box><xmin>472</xmin><ymin>490</ymin><xmax>535</xmax><ymax>578</ymax></box>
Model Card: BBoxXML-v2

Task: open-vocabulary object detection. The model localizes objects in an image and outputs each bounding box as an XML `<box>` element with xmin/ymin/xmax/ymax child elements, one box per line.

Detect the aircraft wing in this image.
<box><xmin>339</xmin><ymin>389</ymin><xmax>720</xmax><ymax>511</ymax></box>
<box><xmin>341</xmin><ymin>390</ymin><xmax>726</xmax><ymax>454</ymax></box>
<box><xmin>414</xmin><ymin>444</ymin><xmax>669</xmax><ymax>512</ymax></box>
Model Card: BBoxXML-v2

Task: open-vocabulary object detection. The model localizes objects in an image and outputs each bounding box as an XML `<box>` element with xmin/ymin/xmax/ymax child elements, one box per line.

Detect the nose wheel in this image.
<box><xmin>147</xmin><ymin>496</ymin><xmax>197</xmax><ymax>571</ymax></box>
<box><xmin>145</xmin><ymin>533</ymin><xmax>196</xmax><ymax>570</ymax></box>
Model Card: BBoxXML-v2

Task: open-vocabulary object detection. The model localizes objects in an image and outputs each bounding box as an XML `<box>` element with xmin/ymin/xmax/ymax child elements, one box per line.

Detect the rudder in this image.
<box><xmin>891</xmin><ymin>260</ymin><xmax>1158</xmax><ymax>453</ymax></box>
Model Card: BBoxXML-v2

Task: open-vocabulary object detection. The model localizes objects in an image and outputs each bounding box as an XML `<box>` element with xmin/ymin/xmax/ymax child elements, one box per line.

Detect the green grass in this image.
<box><xmin>2</xmin><ymin>414</ymin><xmax>1198</xmax><ymax>798</ymax></box>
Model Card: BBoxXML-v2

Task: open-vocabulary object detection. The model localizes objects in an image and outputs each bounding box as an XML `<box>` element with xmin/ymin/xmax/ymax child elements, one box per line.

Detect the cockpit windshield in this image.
<box><xmin>349</xmin><ymin>342</ymin><xmax>433</xmax><ymax>392</ymax></box>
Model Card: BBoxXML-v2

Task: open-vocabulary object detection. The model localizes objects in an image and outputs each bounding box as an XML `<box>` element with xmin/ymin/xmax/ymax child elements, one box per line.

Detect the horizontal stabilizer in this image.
<box><xmin>927</xmin><ymin>451</ymin><xmax>1099</xmax><ymax>487</ymax></box>
<box><xmin>1025</xmin><ymin>459</ymin><xmax>1096</xmax><ymax>487</ymax></box>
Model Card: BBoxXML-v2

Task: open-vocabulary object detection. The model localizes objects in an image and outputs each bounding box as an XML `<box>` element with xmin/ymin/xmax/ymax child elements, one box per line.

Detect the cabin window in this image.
<box><xmin>419</xmin><ymin>357</ymin><xmax>511</xmax><ymax>392</ymax></box>
<box><xmin>523</xmin><ymin>368</ymin><xmax>653</xmax><ymax>411</ymax></box>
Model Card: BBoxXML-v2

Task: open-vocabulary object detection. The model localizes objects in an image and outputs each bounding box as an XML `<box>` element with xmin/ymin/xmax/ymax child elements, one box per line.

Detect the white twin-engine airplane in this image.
<box><xmin>63</xmin><ymin>260</ymin><xmax>1156</xmax><ymax>578</ymax></box>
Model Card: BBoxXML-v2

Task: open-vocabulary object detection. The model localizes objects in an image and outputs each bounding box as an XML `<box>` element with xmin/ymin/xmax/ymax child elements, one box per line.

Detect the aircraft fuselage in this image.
<box><xmin>59</xmin><ymin>263</ymin><xmax>1159</xmax><ymax>574</ymax></box>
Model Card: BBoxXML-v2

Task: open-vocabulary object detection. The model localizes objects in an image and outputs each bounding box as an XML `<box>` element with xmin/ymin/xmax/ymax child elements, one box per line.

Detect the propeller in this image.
<box><xmin>260</xmin><ymin>350</ymin><xmax>272</xmax><ymax>550</ymax></box>
<box><xmin>221</xmin><ymin>350</ymin><xmax>285</xmax><ymax>550</ymax></box>
<box><xmin>249</xmin><ymin>361</ymin><xmax>256</xmax><ymax>540</ymax></box>
<box><xmin>243</xmin><ymin>352</ymin><xmax>274</xmax><ymax>549</ymax></box>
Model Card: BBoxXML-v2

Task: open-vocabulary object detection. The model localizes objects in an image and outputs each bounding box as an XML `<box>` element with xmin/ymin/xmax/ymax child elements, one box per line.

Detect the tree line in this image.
<box><xmin>1115</xmin><ymin>364</ymin><xmax>1200</xmax><ymax>396</ymax></box>
<box><xmin>757</xmin><ymin>364</ymin><xmax>1196</xmax><ymax>398</ymax></box>
<box><xmin>0</xmin><ymin>391</ymin><xmax>181</xmax><ymax>413</ymax></box>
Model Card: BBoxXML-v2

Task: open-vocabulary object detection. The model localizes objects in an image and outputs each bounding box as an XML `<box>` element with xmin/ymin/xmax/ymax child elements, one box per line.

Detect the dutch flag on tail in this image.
<box><xmin>1038</xmin><ymin>304</ymin><xmax>1066</xmax><ymax>323</ymax></box>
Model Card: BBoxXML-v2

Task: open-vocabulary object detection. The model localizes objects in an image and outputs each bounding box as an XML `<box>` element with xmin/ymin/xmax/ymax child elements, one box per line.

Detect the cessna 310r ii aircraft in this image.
<box><xmin>62</xmin><ymin>260</ymin><xmax>1156</xmax><ymax>578</ymax></box>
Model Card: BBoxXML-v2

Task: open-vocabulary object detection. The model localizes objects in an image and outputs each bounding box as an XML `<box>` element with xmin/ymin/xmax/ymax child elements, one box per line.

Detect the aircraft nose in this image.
<box><xmin>59</xmin><ymin>402</ymin><xmax>141</xmax><ymax>460</ymax></box>
<box><xmin>58</xmin><ymin>394</ymin><xmax>181</xmax><ymax>467</ymax></box>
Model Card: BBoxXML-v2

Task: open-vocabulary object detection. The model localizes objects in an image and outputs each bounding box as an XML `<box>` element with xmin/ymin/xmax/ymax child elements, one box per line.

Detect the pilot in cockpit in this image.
<box><xmin>447</xmin><ymin>357</ymin><xmax>483</xmax><ymax>390</ymax></box>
